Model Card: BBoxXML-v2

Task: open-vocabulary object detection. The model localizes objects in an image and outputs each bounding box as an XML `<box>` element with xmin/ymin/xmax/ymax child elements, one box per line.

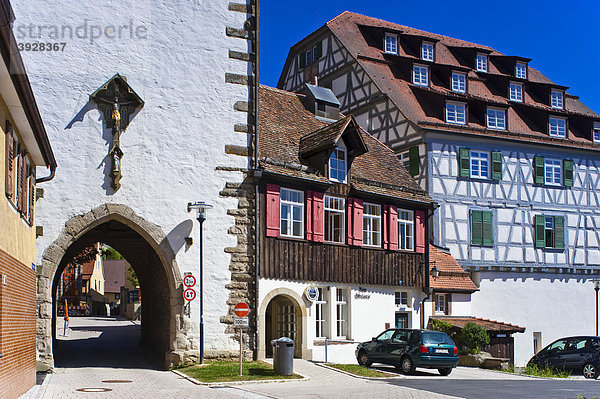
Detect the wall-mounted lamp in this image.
<box><xmin>184</xmin><ymin>237</ymin><xmax>193</xmax><ymax>246</ymax></box>
<box><xmin>430</xmin><ymin>262</ymin><xmax>440</xmax><ymax>279</ymax></box>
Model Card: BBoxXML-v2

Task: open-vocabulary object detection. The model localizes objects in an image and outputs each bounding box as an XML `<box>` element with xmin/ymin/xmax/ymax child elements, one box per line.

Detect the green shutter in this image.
<box><xmin>482</xmin><ymin>211</ymin><xmax>493</xmax><ymax>246</ymax></box>
<box><xmin>534</xmin><ymin>156</ymin><xmax>545</xmax><ymax>185</ymax></box>
<box><xmin>554</xmin><ymin>216</ymin><xmax>565</xmax><ymax>249</ymax></box>
<box><xmin>459</xmin><ymin>148</ymin><xmax>471</xmax><ymax>178</ymax></box>
<box><xmin>471</xmin><ymin>210</ymin><xmax>483</xmax><ymax>245</ymax></box>
<box><xmin>314</xmin><ymin>41</ymin><xmax>323</xmax><ymax>60</ymax></box>
<box><xmin>534</xmin><ymin>214</ymin><xmax>546</xmax><ymax>248</ymax></box>
<box><xmin>409</xmin><ymin>146</ymin><xmax>419</xmax><ymax>176</ymax></box>
<box><xmin>563</xmin><ymin>160</ymin><xmax>573</xmax><ymax>187</ymax></box>
<box><xmin>491</xmin><ymin>151</ymin><xmax>503</xmax><ymax>181</ymax></box>
<box><xmin>299</xmin><ymin>53</ymin><xmax>305</xmax><ymax>69</ymax></box>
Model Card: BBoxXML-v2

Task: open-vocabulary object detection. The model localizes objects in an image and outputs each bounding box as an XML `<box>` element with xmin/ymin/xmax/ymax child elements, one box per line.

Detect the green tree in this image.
<box><xmin>459</xmin><ymin>322</ymin><xmax>490</xmax><ymax>352</ymax></box>
<box><xmin>101</xmin><ymin>245</ymin><xmax>123</xmax><ymax>260</ymax></box>
<box><xmin>127</xmin><ymin>267</ymin><xmax>139</xmax><ymax>287</ymax></box>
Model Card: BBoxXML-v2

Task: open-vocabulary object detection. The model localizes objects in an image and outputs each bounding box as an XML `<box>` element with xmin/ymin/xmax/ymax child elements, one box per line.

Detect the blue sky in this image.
<box><xmin>260</xmin><ymin>0</ymin><xmax>600</xmax><ymax>114</ymax></box>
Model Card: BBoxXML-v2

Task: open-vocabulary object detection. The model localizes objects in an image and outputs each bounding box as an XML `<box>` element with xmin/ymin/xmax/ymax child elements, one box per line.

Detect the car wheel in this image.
<box><xmin>438</xmin><ymin>367</ymin><xmax>452</xmax><ymax>376</ymax></box>
<box><xmin>401</xmin><ymin>356</ymin><xmax>415</xmax><ymax>375</ymax></box>
<box><xmin>583</xmin><ymin>363</ymin><xmax>598</xmax><ymax>379</ymax></box>
<box><xmin>357</xmin><ymin>350</ymin><xmax>372</xmax><ymax>367</ymax></box>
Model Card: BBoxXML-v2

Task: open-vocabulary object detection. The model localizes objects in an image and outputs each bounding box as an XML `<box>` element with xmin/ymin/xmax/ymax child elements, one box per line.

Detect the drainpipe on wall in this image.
<box><xmin>252</xmin><ymin>0</ymin><xmax>260</xmax><ymax>361</ymax></box>
<box><xmin>420</xmin><ymin>205</ymin><xmax>435</xmax><ymax>329</ymax></box>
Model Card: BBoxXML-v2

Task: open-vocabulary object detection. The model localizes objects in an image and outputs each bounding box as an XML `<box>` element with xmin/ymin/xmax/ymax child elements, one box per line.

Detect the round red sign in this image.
<box><xmin>183</xmin><ymin>288</ymin><xmax>196</xmax><ymax>301</ymax></box>
<box><xmin>233</xmin><ymin>302</ymin><xmax>250</xmax><ymax>318</ymax></box>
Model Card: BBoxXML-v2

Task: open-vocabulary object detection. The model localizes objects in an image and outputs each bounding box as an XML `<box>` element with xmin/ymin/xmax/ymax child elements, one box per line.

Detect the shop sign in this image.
<box><xmin>304</xmin><ymin>284</ymin><xmax>319</xmax><ymax>302</ymax></box>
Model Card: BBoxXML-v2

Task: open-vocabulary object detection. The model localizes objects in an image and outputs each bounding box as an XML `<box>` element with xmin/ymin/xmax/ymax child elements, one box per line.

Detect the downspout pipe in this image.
<box><xmin>253</xmin><ymin>0</ymin><xmax>260</xmax><ymax>360</ymax></box>
<box><xmin>36</xmin><ymin>164</ymin><xmax>56</xmax><ymax>183</ymax></box>
<box><xmin>420</xmin><ymin>204</ymin><xmax>435</xmax><ymax>329</ymax></box>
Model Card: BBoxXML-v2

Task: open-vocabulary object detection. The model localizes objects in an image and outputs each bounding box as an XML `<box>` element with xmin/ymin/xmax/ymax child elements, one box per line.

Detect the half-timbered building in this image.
<box><xmin>257</xmin><ymin>85</ymin><xmax>435</xmax><ymax>362</ymax></box>
<box><xmin>277</xmin><ymin>11</ymin><xmax>600</xmax><ymax>366</ymax></box>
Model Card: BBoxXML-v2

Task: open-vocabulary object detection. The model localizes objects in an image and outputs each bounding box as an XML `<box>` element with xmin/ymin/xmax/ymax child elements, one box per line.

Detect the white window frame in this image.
<box><xmin>451</xmin><ymin>72</ymin><xmax>466</xmax><ymax>93</ymax></box>
<box><xmin>324</xmin><ymin>195</ymin><xmax>345</xmax><ymax>244</ymax></box>
<box><xmin>476</xmin><ymin>53</ymin><xmax>488</xmax><ymax>72</ymax></box>
<box><xmin>486</xmin><ymin>107</ymin><xmax>506</xmax><ymax>130</ymax></box>
<box><xmin>421</xmin><ymin>42</ymin><xmax>434</xmax><ymax>61</ymax></box>
<box><xmin>549</xmin><ymin>117</ymin><xmax>567</xmax><ymax>138</ymax></box>
<box><xmin>335</xmin><ymin>288</ymin><xmax>348</xmax><ymax>338</ymax></box>
<box><xmin>509</xmin><ymin>82</ymin><xmax>523</xmax><ymax>102</ymax></box>
<box><xmin>280</xmin><ymin>188</ymin><xmax>304</xmax><ymax>238</ymax></box>
<box><xmin>395</xmin><ymin>291</ymin><xmax>408</xmax><ymax>306</ymax></box>
<box><xmin>470</xmin><ymin>150</ymin><xmax>490</xmax><ymax>179</ymax></box>
<box><xmin>412</xmin><ymin>64</ymin><xmax>429</xmax><ymax>86</ymax></box>
<box><xmin>397</xmin><ymin>209</ymin><xmax>414</xmax><ymax>251</ymax></box>
<box><xmin>329</xmin><ymin>141</ymin><xmax>347</xmax><ymax>183</ymax></box>
<box><xmin>593</xmin><ymin>122</ymin><xmax>600</xmax><ymax>143</ymax></box>
<box><xmin>515</xmin><ymin>62</ymin><xmax>527</xmax><ymax>79</ymax></box>
<box><xmin>398</xmin><ymin>150</ymin><xmax>410</xmax><ymax>170</ymax></box>
<box><xmin>446</xmin><ymin>101</ymin><xmax>466</xmax><ymax>125</ymax></box>
<box><xmin>384</xmin><ymin>33</ymin><xmax>398</xmax><ymax>54</ymax></box>
<box><xmin>551</xmin><ymin>90</ymin><xmax>564</xmax><ymax>109</ymax></box>
<box><xmin>544</xmin><ymin>158</ymin><xmax>562</xmax><ymax>186</ymax></box>
<box><xmin>434</xmin><ymin>293</ymin><xmax>446</xmax><ymax>314</ymax></box>
<box><xmin>315</xmin><ymin>287</ymin><xmax>328</xmax><ymax>338</ymax></box>
<box><xmin>362</xmin><ymin>203</ymin><xmax>382</xmax><ymax>247</ymax></box>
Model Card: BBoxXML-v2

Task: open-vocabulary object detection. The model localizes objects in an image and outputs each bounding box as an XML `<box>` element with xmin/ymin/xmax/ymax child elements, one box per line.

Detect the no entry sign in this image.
<box><xmin>233</xmin><ymin>302</ymin><xmax>250</xmax><ymax>318</ymax></box>
<box><xmin>183</xmin><ymin>288</ymin><xmax>196</xmax><ymax>301</ymax></box>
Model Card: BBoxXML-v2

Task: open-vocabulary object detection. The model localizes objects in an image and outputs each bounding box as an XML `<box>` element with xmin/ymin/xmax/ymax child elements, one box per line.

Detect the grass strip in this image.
<box><xmin>327</xmin><ymin>363</ymin><xmax>395</xmax><ymax>377</ymax></box>
<box><xmin>177</xmin><ymin>361</ymin><xmax>302</xmax><ymax>383</ymax></box>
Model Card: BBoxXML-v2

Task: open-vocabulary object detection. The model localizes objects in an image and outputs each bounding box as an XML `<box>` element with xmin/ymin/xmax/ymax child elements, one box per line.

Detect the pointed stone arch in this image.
<box><xmin>36</xmin><ymin>203</ymin><xmax>191</xmax><ymax>370</ymax></box>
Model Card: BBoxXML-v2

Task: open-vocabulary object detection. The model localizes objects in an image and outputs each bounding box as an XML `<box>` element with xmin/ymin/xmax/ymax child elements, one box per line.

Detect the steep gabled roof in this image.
<box><xmin>429</xmin><ymin>244</ymin><xmax>478</xmax><ymax>293</ymax></box>
<box><xmin>299</xmin><ymin>115</ymin><xmax>367</xmax><ymax>158</ymax></box>
<box><xmin>259</xmin><ymin>85</ymin><xmax>432</xmax><ymax>204</ymax></box>
<box><xmin>282</xmin><ymin>11</ymin><xmax>600</xmax><ymax>151</ymax></box>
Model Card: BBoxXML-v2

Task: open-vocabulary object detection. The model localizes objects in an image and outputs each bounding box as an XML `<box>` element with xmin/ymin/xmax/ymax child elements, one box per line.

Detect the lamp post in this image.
<box><xmin>187</xmin><ymin>201</ymin><xmax>213</xmax><ymax>364</ymax></box>
<box><xmin>595</xmin><ymin>281</ymin><xmax>599</xmax><ymax>336</ymax></box>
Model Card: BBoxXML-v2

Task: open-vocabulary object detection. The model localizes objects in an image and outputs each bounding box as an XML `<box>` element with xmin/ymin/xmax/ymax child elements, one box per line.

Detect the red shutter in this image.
<box><xmin>383</xmin><ymin>205</ymin><xmax>390</xmax><ymax>249</ymax></box>
<box><xmin>312</xmin><ymin>191</ymin><xmax>324</xmax><ymax>242</ymax></box>
<box><xmin>306</xmin><ymin>191</ymin><xmax>314</xmax><ymax>240</ymax></box>
<box><xmin>4</xmin><ymin>122</ymin><xmax>13</xmax><ymax>200</ymax></box>
<box><xmin>28</xmin><ymin>164</ymin><xmax>35</xmax><ymax>225</ymax></box>
<box><xmin>388</xmin><ymin>206</ymin><xmax>398</xmax><ymax>250</ymax></box>
<box><xmin>265</xmin><ymin>184</ymin><xmax>280</xmax><ymax>237</ymax></box>
<box><xmin>415</xmin><ymin>210</ymin><xmax>426</xmax><ymax>254</ymax></box>
<box><xmin>346</xmin><ymin>198</ymin><xmax>354</xmax><ymax>244</ymax></box>
<box><xmin>353</xmin><ymin>198</ymin><xmax>363</xmax><ymax>246</ymax></box>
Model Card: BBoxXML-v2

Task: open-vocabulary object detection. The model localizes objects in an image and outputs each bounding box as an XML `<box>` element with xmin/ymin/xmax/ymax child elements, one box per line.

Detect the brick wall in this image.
<box><xmin>0</xmin><ymin>248</ymin><xmax>36</xmax><ymax>399</ymax></box>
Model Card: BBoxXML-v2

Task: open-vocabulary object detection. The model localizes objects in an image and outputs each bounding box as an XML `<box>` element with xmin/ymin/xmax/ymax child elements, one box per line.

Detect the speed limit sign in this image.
<box><xmin>183</xmin><ymin>288</ymin><xmax>196</xmax><ymax>301</ymax></box>
<box><xmin>183</xmin><ymin>275</ymin><xmax>196</xmax><ymax>288</ymax></box>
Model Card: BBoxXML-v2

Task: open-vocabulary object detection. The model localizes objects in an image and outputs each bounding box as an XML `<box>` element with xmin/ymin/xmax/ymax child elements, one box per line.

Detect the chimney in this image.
<box><xmin>303</xmin><ymin>83</ymin><xmax>341</xmax><ymax>121</ymax></box>
<box><xmin>311</xmin><ymin>75</ymin><xmax>318</xmax><ymax>86</ymax></box>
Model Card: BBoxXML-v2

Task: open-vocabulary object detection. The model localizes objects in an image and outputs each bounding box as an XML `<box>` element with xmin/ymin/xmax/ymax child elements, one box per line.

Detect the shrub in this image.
<box><xmin>459</xmin><ymin>322</ymin><xmax>489</xmax><ymax>352</ymax></box>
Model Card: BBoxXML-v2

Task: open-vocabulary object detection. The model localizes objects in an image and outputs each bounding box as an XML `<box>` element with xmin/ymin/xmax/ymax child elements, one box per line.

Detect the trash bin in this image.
<box><xmin>271</xmin><ymin>337</ymin><xmax>294</xmax><ymax>375</ymax></box>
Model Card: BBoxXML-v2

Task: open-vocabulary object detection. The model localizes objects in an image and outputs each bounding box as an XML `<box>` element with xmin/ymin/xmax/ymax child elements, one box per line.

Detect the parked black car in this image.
<box><xmin>356</xmin><ymin>328</ymin><xmax>459</xmax><ymax>375</ymax></box>
<box><xmin>527</xmin><ymin>336</ymin><xmax>600</xmax><ymax>379</ymax></box>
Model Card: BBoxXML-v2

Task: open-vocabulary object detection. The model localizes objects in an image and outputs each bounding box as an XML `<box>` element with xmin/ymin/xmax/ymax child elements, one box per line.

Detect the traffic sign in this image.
<box><xmin>183</xmin><ymin>288</ymin><xmax>196</xmax><ymax>301</ymax></box>
<box><xmin>234</xmin><ymin>317</ymin><xmax>249</xmax><ymax>327</ymax></box>
<box><xmin>183</xmin><ymin>275</ymin><xmax>196</xmax><ymax>288</ymax></box>
<box><xmin>233</xmin><ymin>302</ymin><xmax>250</xmax><ymax>318</ymax></box>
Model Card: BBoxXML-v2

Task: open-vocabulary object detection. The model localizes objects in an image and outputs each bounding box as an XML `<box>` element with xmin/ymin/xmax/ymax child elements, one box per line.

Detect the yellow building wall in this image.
<box><xmin>0</xmin><ymin>94</ymin><xmax>37</xmax><ymax>267</ymax></box>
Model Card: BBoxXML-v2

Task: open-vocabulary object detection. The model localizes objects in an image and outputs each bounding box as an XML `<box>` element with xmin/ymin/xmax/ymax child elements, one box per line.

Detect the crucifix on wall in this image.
<box><xmin>90</xmin><ymin>74</ymin><xmax>144</xmax><ymax>191</ymax></box>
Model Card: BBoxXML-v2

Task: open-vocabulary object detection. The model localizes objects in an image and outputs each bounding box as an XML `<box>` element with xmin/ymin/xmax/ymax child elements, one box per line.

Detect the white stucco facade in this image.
<box><xmin>13</xmin><ymin>0</ymin><xmax>255</xmax><ymax>366</ymax></box>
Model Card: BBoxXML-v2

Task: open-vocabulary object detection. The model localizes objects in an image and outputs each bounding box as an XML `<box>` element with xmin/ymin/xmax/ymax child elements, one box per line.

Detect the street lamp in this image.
<box><xmin>187</xmin><ymin>201</ymin><xmax>213</xmax><ymax>364</ymax></box>
<box><xmin>430</xmin><ymin>262</ymin><xmax>440</xmax><ymax>279</ymax></box>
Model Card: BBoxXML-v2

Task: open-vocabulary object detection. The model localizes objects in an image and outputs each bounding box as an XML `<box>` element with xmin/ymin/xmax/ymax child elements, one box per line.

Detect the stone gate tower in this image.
<box><xmin>12</xmin><ymin>0</ymin><xmax>258</xmax><ymax>369</ymax></box>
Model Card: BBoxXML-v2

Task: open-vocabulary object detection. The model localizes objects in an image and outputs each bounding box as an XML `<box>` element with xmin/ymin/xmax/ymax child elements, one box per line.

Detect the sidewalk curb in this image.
<box><xmin>171</xmin><ymin>369</ymin><xmax>309</xmax><ymax>386</ymax></box>
<box><xmin>480</xmin><ymin>367</ymin><xmax>585</xmax><ymax>381</ymax></box>
<box><xmin>317</xmin><ymin>363</ymin><xmax>404</xmax><ymax>380</ymax></box>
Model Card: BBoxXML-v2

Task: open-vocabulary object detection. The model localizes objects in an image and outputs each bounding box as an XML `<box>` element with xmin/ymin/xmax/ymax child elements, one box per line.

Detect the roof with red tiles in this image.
<box><xmin>430</xmin><ymin>316</ymin><xmax>526</xmax><ymax>334</ymax></box>
<box><xmin>429</xmin><ymin>244</ymin><xmax>478</xmax><ymax>293</ymax></box>
<box><xmin>284</xmin><ymin>11</ymin><xmax>600</xmax><ymax>152</ymax></box>
<box><xmin>259</xmin><ymin>85</ymin><xmax>433</xmax><ymax>204</ymax></box>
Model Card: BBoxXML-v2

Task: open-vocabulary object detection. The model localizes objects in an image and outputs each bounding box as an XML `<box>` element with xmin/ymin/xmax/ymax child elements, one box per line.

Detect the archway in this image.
<box><xmin>258</xmin><ymin>288</ymin><xmax>310</xmax><ymax>360</ymax></box>
<box><xmin>36</xmin><ymin>204</ymin><xmax>190</xmax><ymax>370</ymax></box>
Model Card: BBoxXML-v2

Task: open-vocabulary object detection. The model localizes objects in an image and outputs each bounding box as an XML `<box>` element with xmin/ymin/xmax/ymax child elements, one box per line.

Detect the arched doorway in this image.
<box><xmin>259</xmin><ymin>288</ymin><xmax>310</xmax><ymax>360</ymax></box>
<box><xmin>36</xmin><ymin>204</ymin><xmax>189</xmax><ymax>370</ymax></box>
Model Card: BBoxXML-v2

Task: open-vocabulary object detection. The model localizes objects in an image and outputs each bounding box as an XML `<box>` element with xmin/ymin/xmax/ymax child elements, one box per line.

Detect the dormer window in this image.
<box><xmin>421</xmin><ymin>42</ymin><xmax>434</xmax><ymax>61</ymax></box>
<box><xmin>413</xmin><ymin>64</ymin><xmax>429</xmax><ymax>86</ymax></box>
<box><xmin>476</xmin><ymin>54</ymin><xmax>488</xmax><ymax>72</ymax></box>
<box><xmin>451</xmin><ymin>72</ymin><xmax>466</xmax><ymax>93</ymax></box>
<box><xmin>329</xmin><ymin>141</ymin><xmax>347</xmax><ymax>183</ymax></box>
<box><xmin>551</xmin><ymin>90</ymin><xmax>564</xmax><ymax>109</ymax></box>
<box><xmin>385</xmin><ymin>33</ymin><xmax>398</xmax><ymax>54</ymax></box>
<box><xmin>515</xmin><ymin>62</ymin><xmax>527</xmax><ymax>79</ymax></box>
<box><xmin>549</xmin><ymin>117</ymin><xmax>566</xmax><ymax>138</ymax></box>
<box><xmin>509</xmin><ymin>82</ymin><xmax>523</xmax><ymax>102</ymax></box>
<box><xmin>593</xmin><ymin>122</ymin><xmax>600</xmax><ymax>143</ymax></box>
<box><xmin>486</xmin><ymin>107</ymin><xmax>506</xmax><ymax>130</ymax></box>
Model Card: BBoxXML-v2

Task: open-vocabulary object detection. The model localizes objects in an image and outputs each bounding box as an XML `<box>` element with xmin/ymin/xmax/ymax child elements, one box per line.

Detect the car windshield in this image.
<box><xmin>377</xmin><ymin>330</ymin><xmax>395</xmax><ymax>341</ymax></box>
<box><xmin>422</xmin><ymin>331</ymin><xmax>454</xmax><ymax>345</ymax></box>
